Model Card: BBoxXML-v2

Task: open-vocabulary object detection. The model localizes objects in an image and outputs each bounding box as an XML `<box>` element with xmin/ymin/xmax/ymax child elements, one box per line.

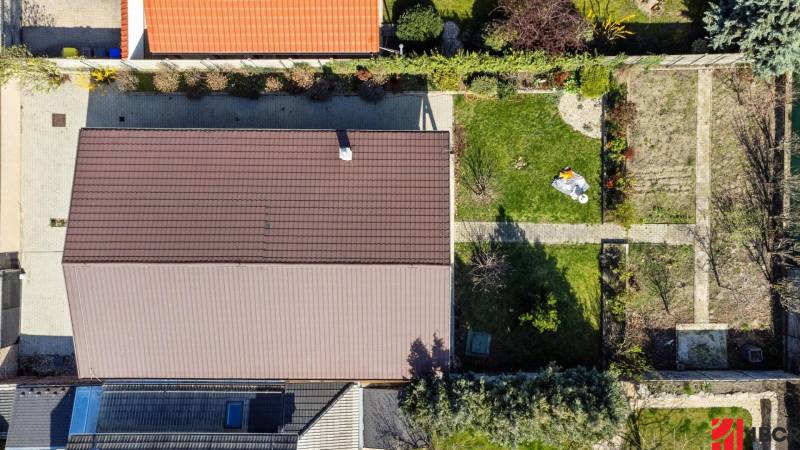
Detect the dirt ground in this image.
<box><xmin>623</xmin><ymin>68</ymin><xmax>698</xmax><ymax>224</ymax></box>
<box><xmin>624</xmin><ymin>244</ymin><xmax>695</xmax><ymax>369</ymax></box>
<box><xmin>708</xmin><ymin>69</ymin><xmax>779</xmax><ymax>368</ymax></box>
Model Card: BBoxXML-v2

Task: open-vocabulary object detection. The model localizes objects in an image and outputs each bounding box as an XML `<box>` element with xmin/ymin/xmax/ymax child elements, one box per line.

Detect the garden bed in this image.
<box><xmin>455</xmin><ymin>94</ymin><xmax>602</xmax><ymax>223</ymax></box>
<box><xmin>628</xmin><ymin>407</ymin><xmax>752</xmax><ymax>449</ymax></box>
<box><xmin>454</xmin><ymin>242</ymin><xmax>601</xmax><ymax>371</ymax></box>
<box><xmin>601</xmin><ymin>244</ymin><xmax>694</xmax><ymax>372</ymax></box>
<box><xmin>622</xmin><ymin>68</ymin><xmax>697</xmax><ymax>224</ymax></box>
<box><xmin>708</xmin><ymin>69</ymin><xmax>781</xmax><ymax>368</ymax></box>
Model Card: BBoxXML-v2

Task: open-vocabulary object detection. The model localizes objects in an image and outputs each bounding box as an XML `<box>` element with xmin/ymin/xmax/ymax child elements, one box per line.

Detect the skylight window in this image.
<box><xmin>224</xmin><ymin>401</ymin><xmax>244</xmax><ymax>429</ymax></box>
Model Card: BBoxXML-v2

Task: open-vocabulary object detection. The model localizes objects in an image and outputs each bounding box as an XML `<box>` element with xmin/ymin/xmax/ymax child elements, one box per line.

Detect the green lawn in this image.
<box><xmin>455</xmin><ymin>243</ymin><xmax>601</xmax><ymax>371</ymax></box>
<box><xmin>455</xmin><ymin>95</ymin><xmax>602</xmax><ymax>223</ymax></box>
<box><xmin>574</xmin><ymin>0</ymin><xmax>707</xmax><ymax>53</ymax></box>
<box><xmin>383</xmin><ymin>0</ymin><xmax>494</xmax><ymax>25</ymax></box>
<box><xmin>630</xmin><ymin>407</ymin><xmax>752</xmax><ymax>449</ymax></box>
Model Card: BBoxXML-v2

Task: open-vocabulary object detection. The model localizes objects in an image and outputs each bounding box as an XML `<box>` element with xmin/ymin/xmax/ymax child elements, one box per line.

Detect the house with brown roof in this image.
<box><xmin>123</xmin><ymin>0</ymin><xmax>382</xmax><ymax>59</ymax></box>
<box><xmin>62</xmin><ymin>128</ymin><xmax>451</xmax><ymax>381</ymax></box>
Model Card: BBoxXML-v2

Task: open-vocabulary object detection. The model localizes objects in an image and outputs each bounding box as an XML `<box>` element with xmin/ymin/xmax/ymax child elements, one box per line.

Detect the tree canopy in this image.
<box><xmin>704</xmin><ymin>0</ymin><xmax>800</xmax><ymax>77</ymax></box>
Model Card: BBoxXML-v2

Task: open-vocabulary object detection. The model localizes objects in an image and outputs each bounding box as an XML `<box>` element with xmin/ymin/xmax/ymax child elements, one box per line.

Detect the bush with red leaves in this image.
<box><xmin>495</xmin><ymin>0</ymin><xmax>589</xmax><ymax>55</ymax></box>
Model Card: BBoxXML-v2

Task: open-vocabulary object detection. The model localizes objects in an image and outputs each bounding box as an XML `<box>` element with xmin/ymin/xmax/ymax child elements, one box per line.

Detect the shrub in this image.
<box><xmin>578</xmin><ymin>63</ymin><xmax>610</xmax><ymax>98</ymax></box>
<box><xmin>205</xmin><ymin>70</ymin><xmax>228</xmax><ymax>91</ymax></box>
<box><xmin>431</xmin><ymin>68</ymin><xmax>461</xmax><ymax>91</ymax></box>
<box><xmin>114</xmin><ymin>70</ymin><xmax>139</xmax><ymax>92</ymax></box>
<box><xmin>610</xmin><ymin>343</ymin><xmax>650</xmax><ymax>381</ymax></box>
<box><xmin>263</xmin><ymin>75</ymin><xmax>284</xmax><ymax>92</ymax></box>
<box><xmin>357</xmin><ymin>80</ymin><xmax>385</xmax><ymax>103</ymax></box>
<box><xmin>518</xmin><ymin>284</ymin><xmax>560</xmax><ymax>332</ymax></box>
<box><xmin>355</xmin><ymin>67</ymin><xmax>372</xmax><ymax>82</ymax></box>
<box><xmin>152</xmin><ymin>65</ymin><xmax>181</xmax><ymax>93</ymax></box>
<box><xmin>0</xmin><ymin>45</ymin><xmax>63</xmax><ymax>91</ymax></box>
<box><xmin>228</xmin><ymin>70</ymin><xmax>263</xmax><ymax>99</ymax></box>
<box><xmin>468</xmin><ymin>75</ymin><xmax>499</xmax><ymax>98</ymax></box>
<box><xmin>401</xmin><ymin>368</ymin><xmax>629</xmax><ymax>448</ymax></box>
<box><xmin>90</xmin><ymin>67</ymin><xmax>117</xmax><ymax>85</ymax></box>
<box><xmin>495</xmin><ymin>0</ymin><xmax>589</xmax><ymax>55</ymax></box>
<box><xmin>305</xmin><ymin>77</ymin><xmax>337</xmax><ymax>101</ymax></box>
<box><xmin>396</xmin><ymin>5</ymin><xmax>444</xmax><ymax>42</ymax></box>
<box><xmin>482</xmin><ymin>22</ymin><xmax>515</xmax><ymax>52</ymax></box>
<box><xmin>286</xmin><ymin>64</ymin><xmax>317</xmax><ymax>93</ymax></box>
<box><xmin>182</xmin><ymin>69</ymin><xmax>207</xmax><ymax>99</ymax></box>
<box><xmin>497</xmin><ymin>78</ymin><xmax>517</xmax><ymax>98</ymax></box>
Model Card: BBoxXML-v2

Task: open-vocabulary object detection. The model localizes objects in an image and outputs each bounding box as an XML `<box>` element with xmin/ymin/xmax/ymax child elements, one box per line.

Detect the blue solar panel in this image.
<box><xmin>225</xmin><ymin>401</ymin><xmax>244</xmax><ymax>429</ymax></box>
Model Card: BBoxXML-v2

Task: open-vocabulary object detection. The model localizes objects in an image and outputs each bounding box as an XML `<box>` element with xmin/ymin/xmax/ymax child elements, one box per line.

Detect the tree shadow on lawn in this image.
<box><xmin>454</xmin><ymin>208</ymin><xmax>601</xmax><ymax>372</ymax></box>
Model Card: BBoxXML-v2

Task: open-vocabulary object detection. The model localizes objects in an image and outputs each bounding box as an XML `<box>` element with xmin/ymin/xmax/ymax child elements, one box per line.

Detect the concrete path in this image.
<box><xmin>694</xmin><ymin>69</ymin><xmax>713</xmax><ymax>323</ymax></box>
<box><xmin>455</xmin><ymin>222</ymin><xmax>695</xmax><ymax>245</ymax></box>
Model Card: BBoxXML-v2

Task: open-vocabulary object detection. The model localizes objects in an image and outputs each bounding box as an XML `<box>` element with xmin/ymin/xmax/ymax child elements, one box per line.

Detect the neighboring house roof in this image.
<box><xmin>64</xmin><ymin>128</ymin><xmax>450</xmax><ymax>266</ymax></box>
<box><xmin>65</xmin><ymin>381</ymin><xmax>355</xmax><ymax>450</ymax></box>
<box><xmin>6</xmin><ymin>385</ymin><xmax>76</xmax><ymax>450</ymax></box>
<box><xmin>142</xmin><ymin>0</ymin><xmax>380</xmax><ymax>54</ymax></box>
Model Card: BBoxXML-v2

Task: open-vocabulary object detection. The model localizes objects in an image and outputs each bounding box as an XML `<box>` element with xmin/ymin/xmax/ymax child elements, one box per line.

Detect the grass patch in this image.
<box><xmin>455</xmin><ymin>94</ymin><xmax>601</xmax><ymax>223</ymax></box>
<box><xmin>574</xmin><ymin>0</ymin><xmax>707</xmax><ymax>53</ymax></box>
<box><xmin>383</xmin><ymin>0</ymin><xmax>494</xmax><ymax>26</ymax></box>
<box><xmin>631</xmin><ymin>407</ymin><xmax>752</xmax><ymax>449</ymax></box>
<box><xmin>455</xmin><ymin>242</ymin><xmax>601</xmax><ymax>371</ymax></box>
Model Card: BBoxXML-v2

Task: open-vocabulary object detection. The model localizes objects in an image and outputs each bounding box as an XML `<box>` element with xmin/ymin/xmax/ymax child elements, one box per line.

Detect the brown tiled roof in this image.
<box><xmin>64</xmin><ymin>129</ymin><xmax>450</xmax><ymax>265</ymax></box>
<box><xmin>143</xmin><ymin>0</ymin><xmax>380</xmax><ymax>55</ymax></box>
<box><xmin>120</xmin><ymin>0</ymin><xmax>128</xmax><ymax>58</ymax></box>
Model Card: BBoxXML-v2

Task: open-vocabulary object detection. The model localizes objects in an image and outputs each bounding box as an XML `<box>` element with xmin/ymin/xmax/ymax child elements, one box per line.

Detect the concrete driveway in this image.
<box><xmin>17</xmin><ymin>81</ymin><xmax>453</xmax><ymax>356</ymax></box>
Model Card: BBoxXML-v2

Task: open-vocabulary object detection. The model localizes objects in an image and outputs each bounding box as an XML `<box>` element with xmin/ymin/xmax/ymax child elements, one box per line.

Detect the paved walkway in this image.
<box><xmin>694</xmin><ymin>69</ymin><xmax>713</xmax><ymax>323</ymax></box>
<box><xmin>455</xmin><ymin>222</ymin><xmax>695</xmax><ymax>244</ymax></box>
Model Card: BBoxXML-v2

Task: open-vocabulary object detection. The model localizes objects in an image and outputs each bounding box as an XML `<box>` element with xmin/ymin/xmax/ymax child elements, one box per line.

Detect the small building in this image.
<box><xmin>123</xmin><ymin>0</ymin><xmax>382</xmax><ymax>59</ymax></box>
<box><xmin>63</xmin><ymin>128</ymin><xmax>452</xmax><ymax>381</ymax></box>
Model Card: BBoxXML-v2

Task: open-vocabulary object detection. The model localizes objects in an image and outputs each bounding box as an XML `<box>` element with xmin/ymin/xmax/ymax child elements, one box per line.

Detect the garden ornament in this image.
<box><xmin>551</xmin><ymin>166</ymin><xmax>589</xmax><ymax>204</ymax></box>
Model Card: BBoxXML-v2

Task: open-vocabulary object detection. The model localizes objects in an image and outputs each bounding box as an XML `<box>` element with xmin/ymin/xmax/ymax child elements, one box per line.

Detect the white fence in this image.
<box><xmin>50</xmin><ymin>53</ymin><xmax>749</xmax><ymax>72</ymax></box>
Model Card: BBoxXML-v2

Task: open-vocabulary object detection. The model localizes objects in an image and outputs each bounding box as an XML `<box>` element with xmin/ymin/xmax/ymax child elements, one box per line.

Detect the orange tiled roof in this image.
<box><xmin>143</xmin><ymin>0</ymin><xmax>380</xmax><ymax>54</ymax></box>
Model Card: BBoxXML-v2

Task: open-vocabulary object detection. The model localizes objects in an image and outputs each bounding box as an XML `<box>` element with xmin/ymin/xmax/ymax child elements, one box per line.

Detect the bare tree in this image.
<box><xmin>465</xmin><ymin>224</ymin><xmax>509</xmax><ymax>293</ymax></box>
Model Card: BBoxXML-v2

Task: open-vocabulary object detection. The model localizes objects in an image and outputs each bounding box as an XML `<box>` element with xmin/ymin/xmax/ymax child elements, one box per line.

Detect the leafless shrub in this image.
<box><xmin>205</xmin><ymin>70</ymin><xmax>228</xmax><ymax>91</ymax></box>
<box><xmin>264</xmin><ymin>75</ymin><xmax>284</xmax><ymax>92</ymax></box>
<box><xmin>466</xmin><ymin>225</ymin><xmax>508</xmax><ymax>293</ymax></box>
<box><xmin>286</xmin><ymin>64</ymin><xmax>317</xmax><ymax>93</ymax></box>
<box><xmin>182</xmin><ymin>68</ymin><xmax>203</xmax><ymax>87</ymax></box>
<box><xmin>114</xmin><ymin>70</ymin><xmax>139</xmax><ymax>92</ymax></box>
<box><xmin>153</xmin><ymin>65</ymin><xmax>181</xmax><ymax>93</ymax></box>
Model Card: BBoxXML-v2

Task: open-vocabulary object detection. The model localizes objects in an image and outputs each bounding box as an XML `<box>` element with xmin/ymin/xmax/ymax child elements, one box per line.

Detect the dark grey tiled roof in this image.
<box><xmin>281</xmin><ymin>382</ymin><xmax>351</xmax><ymax>433</ymax></box>
<box><xmin>67</xmin><ymin>433</ymin><xmax>298</xmax><ymax>450</ymax></box>
<box><xmin>6</xmin><ymin>385</ymin><xmax>75</xmax><ymax>449</ymax></box>
<box><xmin>363</xmin><ymin>388</ymin><xmax>425</xmax><ymax>449</ymax></box>
<box><xmin>95</xmin><ymin>381</ymin><xmax>349</xmax><ymax>436</ymax></box>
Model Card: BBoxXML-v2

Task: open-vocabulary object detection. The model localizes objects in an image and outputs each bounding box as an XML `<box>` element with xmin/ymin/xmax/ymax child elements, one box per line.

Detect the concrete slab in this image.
<box><xmin>676</xmin><ymin>323</ymin><xmax>728</xmax><ymax>370</ymax></box>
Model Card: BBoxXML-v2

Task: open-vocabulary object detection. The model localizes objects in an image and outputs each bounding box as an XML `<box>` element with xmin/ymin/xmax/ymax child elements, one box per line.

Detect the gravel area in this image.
<box><xmin>557</xmin><ymin>92</ymin><xmax>602</xmax><ymax>139</ymax></box>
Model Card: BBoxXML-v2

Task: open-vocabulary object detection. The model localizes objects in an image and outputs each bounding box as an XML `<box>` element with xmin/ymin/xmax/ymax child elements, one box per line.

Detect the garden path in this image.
<box><xmin>454</xmin><ymin>222</ymin><xmax>694</xmax><ymax>244</ymax></box>
<box><xmin>693</xmin><ymin>69</ymin><xmax>713</xmax><ymax>323</ymax></box>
